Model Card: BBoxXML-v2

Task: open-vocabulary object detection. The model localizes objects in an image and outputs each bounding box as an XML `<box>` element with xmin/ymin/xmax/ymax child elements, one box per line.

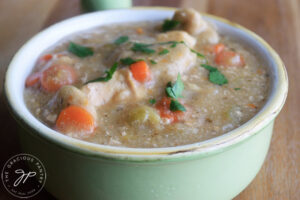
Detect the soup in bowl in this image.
<box><xmin>5</xmin><ymin>7</ymin><xmax>288</xmax><ymax>200</ymax></box>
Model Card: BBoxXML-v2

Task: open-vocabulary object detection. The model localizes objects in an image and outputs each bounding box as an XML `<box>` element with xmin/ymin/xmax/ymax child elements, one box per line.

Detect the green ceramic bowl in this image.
<box><xmin>4</xmin><ymin>7</ymin><xmax>288</xmax><ymax>200</ymax></box>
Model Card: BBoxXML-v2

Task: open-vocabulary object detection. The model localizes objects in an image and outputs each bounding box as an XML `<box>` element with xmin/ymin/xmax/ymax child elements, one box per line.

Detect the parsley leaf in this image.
<box><xmin>149</xmin><ymin>99</ymin><xmax>156</xmax><ymax>105</ymax></box>
<box><xmin>190</xmin><ymin>49</ymin><xmax>206</xmax><ymax>59</ymax></box>
<box><xmin>165</xmin><ymin>74</ymin><xmax>184</xmax><ymax>99</ymax></box>
<box><xmin>150</xmin><ymin>60</ymin><xmax>157</xmax><ymax>64</ymax></box>
<box><xmin>201</xmin><ymin>64</ymin><xmax>228</xmax><ymax>85</ymax></box>
<box><xmin>157</xmin><ymin>41</ymin><xmax>184</xmax><ymax>47</ymax></box>
<box><xmin>131</xmin><ymin>43</ymin><xmax>155</xmax><ymax>54</ymax></box>
<box><xmin>201</xmin><ymin>64</ymin><xmax>216</xmax><ymax>71</ymax></box>
<box><xmin>165</xmin><ymin>85</ymin><xmax>176</xmax><ymax>99</ymax></box>
<box><xmin>159</xmin><ymin>49</ymin><xmax>169</xmax><ymax>55</ymax></box>
<box><xmin>165</xmin><ymin>74</ymin><xmax>186</xmax><ymax>112</ymax></box>
<box><xmin>209</xmin><ymin>71</ymin><xmax>228</xmax><ymax>85</ymax></box>
<box><xmin>170</xmin><ymin>99</ymin><xmax>186</xmax><ymax>111</ymax></box>
<box><xmin>120</xmin><ymin>57</ymin><xmax>136</xmax><ymax>65</ymax></box>
<box><xmin>85</xmin><ymin>62</ymin><xmax>118</xmax><ymax>83</ymax></box>
<box><xmin>162</xmin><ymin>19</ymin><xmax>181</xmax><ymax>32</ymax></box>
<box><xmin>170</xmin><ymin>42</ymin><xmax>178</xmax><ymax>48</ymax></box>
<box><xmin>114</xmin><ymin>36</ymin><xmax>129</xmax><ymax>45</ymax></box>
<box><xmin>68</xmin><ymin>42</ymin><xmax>94</xmax><ymax>58</ymax></box>
<box><xmin>234</xmin><ymin>88</ymin><xmax>241</xmax><ymax>90</ymax></box>
<box><xmin>120</xmin><ymin>57</ymin><xmax>143</xmax><ymax>65</ymax></box>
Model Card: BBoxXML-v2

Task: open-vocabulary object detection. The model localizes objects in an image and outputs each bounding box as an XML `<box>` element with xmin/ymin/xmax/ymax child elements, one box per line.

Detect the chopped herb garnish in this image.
<box><xmin>162</xmin><ymin>19</ymin><xmax>181</xmax><ymax>32</ymax></box>
<box><xmin>150</xmin><ymin>60</ymin><xmax>157</xmax><ymax>64</ymax></box>
<box><xmin>190</xmin><ymin>49</ymin><xmax>206</xmax><ymax>59</ymax></box>
<box><xmin>157</xmin><ymin>41</ymin><xmax>184</xmax><ymax>47</ymax></box>
<box><xmin>114</xmin><ymin>36</ymin><xmax>129</xmax><ymax>45</ymax></box>
<box><xmin>85</xmin><ymin>62</ymin><xmax>118</xmax><ymax>83</ymax></box>
<box><xmin>209</xmin><ymin>71</ymin><xmax>228</xmax><ymax>85</ymax></box>
<box><xmin>170</xmin><ymin>43</ymin><xmax>178</xmax><ymax>48</ymax></box>
<box><xmin>68</xmin><ymin>42</ymin><xmax>94</xmax><ymax>58</ymax></box>
<box><xmin>234</xmin><ymin>88</ymin><xmax>241</xmax><ymax>90</ymax></box>
<box><xmin>120</xmin><ymin>57</ymin><xmax>143</xmax><ymax>65</ymax></box>
<box><xmin>201</xmin><ymin>64</ymin><xmax>228</xmax><ymax>85</ymax></box>
<box><xmin>149</xmin><ymin>98</ymin><xmax>156</xmax><ymax>105</ymax></box>
<box><xmin>128</xmin><ymin>40</ymin><xmax>206</xmax><ymax>62</ymax></box>
<box><xmin>159</xmin><ymin>49</ymin><xmax>169</xmax><ymax>55</ymax></box>
<box><xmin>120</xmin><ymin>57</ymin><xmax>136</xmax><ymax>65</ymax></box>
<box><xmin>201</xmin><ymin>64</ymin><xmax>216</xmax><ymax>71</ymax></box>
<box><xmin>165</xmin><ymin>74</ymin><xmax>186</xmax><ymax>112</ymax></box>
<box><xmin>165</xmin><ymin>74</ymin><xmax>184</xmax><ymax>99</ymax></box>
<box><xmin>131</xmin><ymin>43</ymin><xmax>155</xmax><ymax>54</ymax></box>
<box><xmin>170</xmin><ymin>99</ymin><xmax>186</xmax><ymax>111</ymax></box>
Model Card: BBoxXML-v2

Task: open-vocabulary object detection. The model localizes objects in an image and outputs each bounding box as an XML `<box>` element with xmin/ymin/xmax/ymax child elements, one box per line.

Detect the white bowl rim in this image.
<box><xmin>4</xmin><ymin>7</ymin><xmax>288</xmax><ymax>160</ymax></box>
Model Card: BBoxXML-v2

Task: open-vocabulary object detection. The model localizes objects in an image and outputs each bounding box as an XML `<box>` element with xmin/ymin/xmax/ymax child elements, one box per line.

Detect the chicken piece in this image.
<box><xmin>80</xmin><ymin>32</ymin><xmax>198</xmax><ymax>108</ymax></box>
<box><xmin>172</xmin><ymin>8</ymin><xmax>208</xmax><ymax>35</ymax></box>
<box><xmin>57</xmin><ymin>85</ymin><xmax>89</xmax><ymax>108</ymax></box>
<box><xmin>47</xmin><ymin>85</ymin><xmax>97</xmax><ymax>120</ymax></box>
<box><xmin>157</xmin><ymin>30</ymin><xmax>196</xmax><ymax>47</ymax></box>
<box><xmin>81</xmin><ymin>68</ymin><xmax>146</xmax><ymax>107</ymax></box>
<box><xmin>197</xmin><ymin>25</ymin><xmax>220</xmax><ymax>44</ymax></box>
<box><xmin>173</xmin><ymin>9</ymin><xmax>219</xmax><ymax>45</ymax></box>
<box><xmin>153</xmin><ymin>31</ymin><xmax>197</xmax><ymax>81</ymax></box>
<box><xmin>56</xmin><ymin>55</ymin><xmax>75</xmax><ymax>65</ymax></box>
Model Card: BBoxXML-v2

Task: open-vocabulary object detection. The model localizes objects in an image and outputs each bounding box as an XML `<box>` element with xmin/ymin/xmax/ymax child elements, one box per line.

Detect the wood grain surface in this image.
<box><xmin>0</xmin><ymin>0</ymin><xmax>299</xmax><ymax>199</ymax></box>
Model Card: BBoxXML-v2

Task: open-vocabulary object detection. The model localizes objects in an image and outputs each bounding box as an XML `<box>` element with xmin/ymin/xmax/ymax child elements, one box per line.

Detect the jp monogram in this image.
<box><xmin>1</xmin><ymin>154</ymin><xmax>46</xmax><ymax>198</ymax></box>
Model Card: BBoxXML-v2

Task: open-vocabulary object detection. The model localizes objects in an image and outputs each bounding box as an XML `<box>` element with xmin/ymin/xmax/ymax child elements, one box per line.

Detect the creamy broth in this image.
<box><xmin>24</xmin><ymin>9</ymin><xmax>269</xmax><ymax>147</ymax></box>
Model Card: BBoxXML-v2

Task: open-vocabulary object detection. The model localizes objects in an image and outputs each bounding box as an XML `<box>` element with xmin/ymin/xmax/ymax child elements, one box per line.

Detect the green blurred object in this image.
<box><xmin>81</xmin><ymin>0</ymin><xmax>132</xmax><ymax>11</ymax></box>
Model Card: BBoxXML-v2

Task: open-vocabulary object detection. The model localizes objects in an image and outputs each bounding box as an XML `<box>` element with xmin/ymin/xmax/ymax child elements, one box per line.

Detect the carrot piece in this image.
<box><xmin>130</xmin><ymin>61</ymin><xmax>151</xmax><ymax>83</ymax></box>
<box><xmin>215</xmin><ymin>50</ymin><xmax>245</xmax><ymax>67</ymax></box>
<box><xmin>56</xmin><ymin>105</ymin><xmax>95</xmax><ymax>137</ymax></box>
<box><xmin>41</xmin><ymin>64</ymin><xmax>77</xmax><ymax>92</ymax></box>
<box><xmin>155</xmin><ymin>97</ymin><xmax>184</xmax><ymax>123</ymax></box>
<box><xmin>41</xmin><ymin>54</ymin><xmax>53</xmax><ymax>62</ymax></box>
<box><xmin>213</xmin><ymin>43</ymin><xmax>225</xmax><ymax>54</ymax></box>
<box><xmin>136</xmin><ymin>27</ymin><xmax>144</xmax><ymax>35</ymax></box>
<box><xmin>25</xmin><ymin>72</ymin><xmax>41</xmax><ymax>87</ymax></box>
<box><xmin>248</xmin><ymin>103</ymin><xmax>257</xmax><ymax>109</ymax></box>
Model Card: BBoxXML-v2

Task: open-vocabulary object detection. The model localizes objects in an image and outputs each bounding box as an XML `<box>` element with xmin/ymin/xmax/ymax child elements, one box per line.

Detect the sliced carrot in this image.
<box><xmin>136</xmin><ymin>27</ymin><xmax>144</xmax><ymax>35</ymax></box>
<box><xmin>41</xmin><ymin>54</ymin><xmax>53</xmax><ymax>62</ymax></box>
<box><xmin>130</xmin><ymin>61</ymin><xmax>151</xmax><ymax>83</ymax></box>
<box><xmin>41</xmin><ymin>64</ymin><xmax>77</xmax><ymax>92</ymax></box>
<box><xmin>248</xmin><ymin>103</ymin><xmax>257</xmax><ymax>109</ymax></box>
<box><xmin>25</xmin><ymin>72</ymin><xmax>41</xmax><ymax>87</ymax></box>
<box><xmin>155</xmin><ymin>97</ymin><xmax>185</xmax><ymax>123</ymax></box>
<box><xmin>215</xmin><ymin>50</ymin><xmax>245</xmax><ymax>67</ymax></box>
<box><xmin>56</xmin><ymin>105</ymin><xmax>95</xmax><ymax>137</ymax></box>
<box><xmin>213</xmin><ymin>43</ymin><xmax>225</xmax><ymax>54</ymax></box>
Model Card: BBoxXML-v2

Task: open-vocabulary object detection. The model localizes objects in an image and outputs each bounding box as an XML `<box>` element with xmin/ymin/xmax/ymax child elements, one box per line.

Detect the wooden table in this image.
<box><xmin>0</xmin><ymin>0</ymin><xmax>299</xmax><ymax>199</ymax></box>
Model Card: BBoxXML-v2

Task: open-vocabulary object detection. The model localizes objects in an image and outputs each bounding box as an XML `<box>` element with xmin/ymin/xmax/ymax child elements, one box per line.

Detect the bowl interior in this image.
<box><xmin>5</xmin><ymin>8</ymin><xmax>287</xmax><ymax>159</ymax></box>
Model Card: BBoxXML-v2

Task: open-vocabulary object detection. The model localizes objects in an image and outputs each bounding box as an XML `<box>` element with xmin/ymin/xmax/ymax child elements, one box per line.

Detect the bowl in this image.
<box><xmin>4</xmin><ymin>7</ymin><xmax>288</xmax><ymax>200</ymax></box>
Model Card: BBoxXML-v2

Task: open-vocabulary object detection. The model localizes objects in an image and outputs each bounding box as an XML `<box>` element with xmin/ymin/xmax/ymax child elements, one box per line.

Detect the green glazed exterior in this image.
<box><xmin>4</xmin><ymin>7</ymin><xmax>288</xmax><ymax>200</ymax></box>
<box><xmin>18</xmin><ymin>121</ymin><xmax>274</xmax><ymax>200</ymax></box>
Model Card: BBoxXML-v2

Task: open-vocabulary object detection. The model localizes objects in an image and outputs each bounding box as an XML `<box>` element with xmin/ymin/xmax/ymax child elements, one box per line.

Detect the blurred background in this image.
<box><xmin>0</xmin><ymin>0</ymin><xmax>299</xmax><ymax>199</ymax></box>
